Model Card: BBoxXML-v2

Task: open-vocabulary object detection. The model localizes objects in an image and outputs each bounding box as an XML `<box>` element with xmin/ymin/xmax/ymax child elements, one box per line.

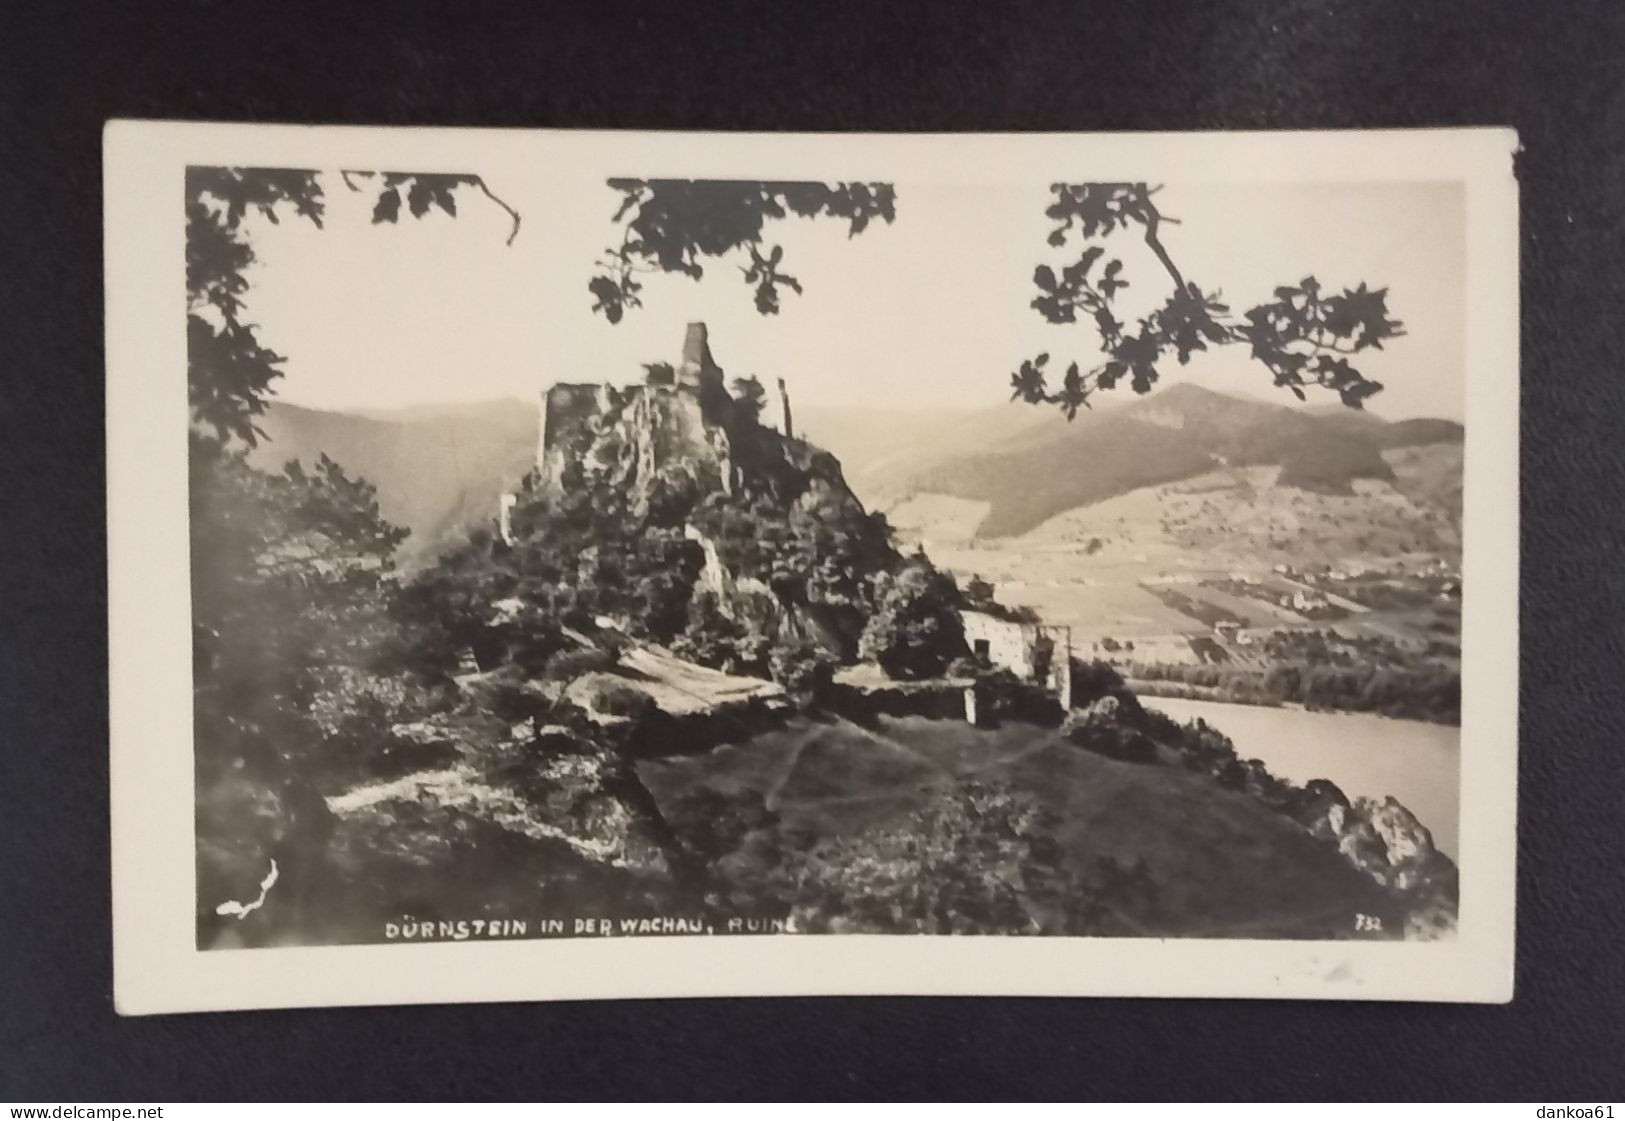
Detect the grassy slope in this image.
<box><xmin>916</xmin><ymin>386</ymin><xmax>1423</xmax><ymax>539</ymax></box>
<box><xmin>796</xmin><ymin>403</ymin><xmax>1074</xmax><ymax>509</ymax></box>
<box><xmin>889</xmin><ymin>386</ymin><xmax>1458</xmax><ymax>539</ymax></box>
<box><xmin>1015</xmin><ymin>449</ymin><xmax>1464</xmax><ymax>564</ymax></box>
<box><xmin>886</xmin><ymin>445</ymin><xmax>1462</xmax><ymax>638</ymax></box>
<box><xmin>639</xmin><ymin>715</ymin><xmax>1402</xmax><ymax>939</ymax></box>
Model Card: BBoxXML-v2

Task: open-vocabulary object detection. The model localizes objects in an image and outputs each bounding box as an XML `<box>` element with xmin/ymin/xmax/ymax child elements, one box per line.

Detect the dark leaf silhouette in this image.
<box><xmin>1020</xmin><ymin>182</ymin><xmax>1404</xmax><ymax>418</ymax></box>
<box><xmin>373</xmin><ymin>187</ymin><xmax>401</xmax><ymax>224</ymax></box>
<box><xmin>588</xmin><ymin>275</ymin><xmax>626</xmax><ymax>324</ymax></box>
<box><xmin>589</xmin><ymin>179</ymin><xmax>896</xmax><ymax>321</ymax></box>
<box><xmin>1010</xmin><ymin>358</ymin><xmax>1049</xmax><ymax>404</ymax></box>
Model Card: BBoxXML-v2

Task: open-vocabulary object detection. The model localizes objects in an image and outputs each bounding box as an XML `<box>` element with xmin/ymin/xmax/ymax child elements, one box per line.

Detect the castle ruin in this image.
<box><xmin>534</xmin><ymin>323</ymin><xmax>790</xmax><ymax>504</ymax></box>
<box><xmin>509</xmin><ymin>321</ymin><xmax>1078</xmax><ymax>710</ymax></box>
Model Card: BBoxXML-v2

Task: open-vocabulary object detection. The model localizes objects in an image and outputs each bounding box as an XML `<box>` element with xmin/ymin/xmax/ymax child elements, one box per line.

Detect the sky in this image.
<box><xmin>234</xmin><ymin>171</ymin><xmax>1465</xmax><ymax>422</ymax></box>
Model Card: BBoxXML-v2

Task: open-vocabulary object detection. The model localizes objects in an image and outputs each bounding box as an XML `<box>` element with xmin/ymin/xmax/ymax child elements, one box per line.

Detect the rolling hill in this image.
<box><xmin>246</xmin><ymin>384</ymin><xmax>1462</xmax><ymax>568</ymax></box>
<box><xmin>249</xmin><ymin>399</ymin><xmax>538</xmax><ymax>566</ymax></box>
<box><xmin>794</xmin><ymin>402</ymin><xmax>1075</xmax><ymax>507</ymax></box>
<box><xmin>886</xmin><ymin>384</ymin><xmax>1461</xmax><ymax>538</ymax></box>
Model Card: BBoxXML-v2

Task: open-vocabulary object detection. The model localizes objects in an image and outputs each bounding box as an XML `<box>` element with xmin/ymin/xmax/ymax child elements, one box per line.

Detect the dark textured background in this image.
<box><xmin>2</xmin><ymin>0</ymin><xmax>1623</xmax><ymax>1101</ymax></box>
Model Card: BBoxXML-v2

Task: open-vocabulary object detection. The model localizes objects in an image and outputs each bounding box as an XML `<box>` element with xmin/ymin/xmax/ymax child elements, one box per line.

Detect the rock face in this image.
<box><xmin>538</xmin><ymin>377</ymin><xmax>733</xmax><ymax>510</ymax></box>
<box><xmin>537</xmin><ymin>322</ymin><xmax>734</xmax><ymax>510</ymax></box>
<box><xmin>1289</xmin><ymin>784</ymin><xmax>1459</xmax><ymax>938</ymax></box>
<box><xmin>1321</xmin><ymin>796</ymin><xmax>1451</xmax><ymax>894</ymax></box>
<box><xmin>537</xmin><ymin>322</ymin><xmax>867</xmax><ymax>523</ymax></box>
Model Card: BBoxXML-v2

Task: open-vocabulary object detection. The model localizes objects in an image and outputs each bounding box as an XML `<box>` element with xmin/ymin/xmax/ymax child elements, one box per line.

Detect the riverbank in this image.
<box><xmin>1120</xmin><ymin>653</ymin><xmax>1461</xmax><ymax>725</ymax></box>
<box><xmin>1123</xmin><ymin>676</ymin><xmax>1459</xmax><ymax>727</ymax></box>
<box><xmin>1141</xmin><ymin>695</ymin><xmax>1460</xmax><ymax>858</ymax></box>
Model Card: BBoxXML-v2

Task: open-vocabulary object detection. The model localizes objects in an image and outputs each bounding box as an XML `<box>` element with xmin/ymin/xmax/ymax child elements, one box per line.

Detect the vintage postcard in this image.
<box><xmin>106</xmin><ymin>122</ymin><xmax>1519</xmax><ymax>1013</ymax></box>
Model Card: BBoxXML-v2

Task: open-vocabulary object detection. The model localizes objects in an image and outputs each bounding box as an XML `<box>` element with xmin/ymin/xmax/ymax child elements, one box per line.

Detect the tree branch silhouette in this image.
<box><xmin>1014</xmin><ymin>182</ymin><xmax>1405</xmax><ymax>418</ymax></box>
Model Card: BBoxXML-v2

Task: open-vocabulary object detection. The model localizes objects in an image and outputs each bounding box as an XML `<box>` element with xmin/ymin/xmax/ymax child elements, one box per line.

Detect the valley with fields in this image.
<box><xmin>847</xmin><ymin>385</ymin><xmax>1465</xmax><ymax>725</ymax></box>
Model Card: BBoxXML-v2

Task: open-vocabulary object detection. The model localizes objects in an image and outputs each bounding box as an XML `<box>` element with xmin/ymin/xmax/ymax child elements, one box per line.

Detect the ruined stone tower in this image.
<box><xmin>678</xmin><ymin>321</ymin><xmax>722</xmax><ymax>392</ymax></box>
<box><xmin>529</xmin><ymin>322</ymin><xmax>864</xmax><ymax>529</ymax></box>
<box><xmin>534</xmin><ymin>323</ymin><xmax>738</xmax><ymax>503</ymax></box>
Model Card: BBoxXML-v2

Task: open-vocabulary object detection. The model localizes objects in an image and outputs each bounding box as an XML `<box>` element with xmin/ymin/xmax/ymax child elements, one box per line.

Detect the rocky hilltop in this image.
<box><xmin>506</xmin><ymin>323</ymin><xmax>899</xmax><ymax>667</ymax></box>
<box><xmin>536</xmin><ymin>323</ymin><xmax>867</xmax><ymax>528</ymax></box>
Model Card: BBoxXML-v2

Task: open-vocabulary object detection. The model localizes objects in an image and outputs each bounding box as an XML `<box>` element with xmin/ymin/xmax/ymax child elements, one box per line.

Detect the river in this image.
<box><xmin>1141</xmin><ymin>697</ymin><xmax>1460</xmax><ymax>859</ymax></box>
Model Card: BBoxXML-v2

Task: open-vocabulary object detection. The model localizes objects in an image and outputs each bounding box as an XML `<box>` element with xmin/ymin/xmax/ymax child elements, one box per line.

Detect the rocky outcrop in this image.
<box><xmin>1120</xmin><ymin>703</ymin><xmax>1458</xmax><ymax>938</ymax></box>
<box><xmin>685</xmin><ymin>523</ymin><xmax>853</xmax><ymax>657</ymax></box>
<box><xmin>539</xmin><ymin>322</ymin><xmax>867</xmax><ymax>525</ymax></box>
<box><xmin>1331</xmin><ymin>797</ymin><xmax>1455</xmax><ymax>888</ymax></box>
<box><xmin>487</xmin><ymin>742</ymin><xmax>678</xmax><ymax>876</ymax></box>
<box><xmin>539</xmin><ymin>325</ymin><xmax>733</xmax><ymax>510</ymax></box>
<box><xmin>729</xmin><ymin>420</ymin><xmax>868</xmax><ymax>523</ymax></box>
<box><xmin>310</xmin><ymin>662</ymin><xmax>688</xmax><ymax>885</ymax></box>
<box><xmin>533</xmin><ymin>322</ymin><xmax>878</xmax><ymax>665</ymax></box>
<box><xmin>1282</xmin><ymin>781</ymin><xmax>1458</xmax><ymax>938</ymax></box>
<box><xmin>538</xmin><ymin>379</ymin><xmax>734</xmax><ymax>513</ymax></box>
<box><xmin>328</xmin><ymin>731</ymin><xmax>675</xmax><ymax>878</ymax></box>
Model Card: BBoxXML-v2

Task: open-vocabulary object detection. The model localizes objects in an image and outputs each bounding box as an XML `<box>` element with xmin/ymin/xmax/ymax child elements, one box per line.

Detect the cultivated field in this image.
<box><xmin>887</xmin><ymin>447</ymin><xmax>1463</xmax><ymax>665</ymax></box>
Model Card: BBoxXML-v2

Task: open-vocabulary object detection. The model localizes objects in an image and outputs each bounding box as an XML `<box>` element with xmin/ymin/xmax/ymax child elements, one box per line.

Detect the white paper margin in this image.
<box><xmin>106</xmin><ymin>122</ymin><xmax>1520</xmax><ymax>1014</ymax></box>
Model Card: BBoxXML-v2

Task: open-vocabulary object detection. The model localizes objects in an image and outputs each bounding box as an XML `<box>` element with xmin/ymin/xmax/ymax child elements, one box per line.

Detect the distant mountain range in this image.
<box><xmin>249</xmin><ymin>384</ymin><xmax>1462</xmax><ymax>563</ymax></box>
<box><xmin>824</xmin><ymin>384</ymin><xmax>1462</xmax><ymax>538</ymax></box>
<box><xmin>249</xmin><ymin>399</ymin><xmax>537</xmax><ymax>566</ymax></box>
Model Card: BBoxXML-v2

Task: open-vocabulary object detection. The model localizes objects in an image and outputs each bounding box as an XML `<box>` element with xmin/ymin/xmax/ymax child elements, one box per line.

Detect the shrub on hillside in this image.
<box><xmin>965</xmin><ymin>666</ymin><xmax>1064</xmax><ymax>726</ymax></box>
<box><xmin>768</xmin><ymin>638</ymin><xmax>837</xmax><ymax>710</ymax></box>
<box><xmin>1068</xmin><ymin>657</ymin><xmax>1133</xmax><ymax>709</ymax></box>
<box><xmin>1064</xmin><ymin>697</ymin><xmax>1159</xmax><ymax>764</ymax></box>
<box><xmin>673</xmin><ymin>591</ymin><xmax>771</xmax><ymax>677</ymax></box>
<box><xmin>858</xmin><ymin>558</ymin><xmax>967</xmax><ymax>680</ymax></box>
<box><xmin>786</xmin><ymin>781</ymin><xmax>1047</xmax><ymax>935</ymax></box>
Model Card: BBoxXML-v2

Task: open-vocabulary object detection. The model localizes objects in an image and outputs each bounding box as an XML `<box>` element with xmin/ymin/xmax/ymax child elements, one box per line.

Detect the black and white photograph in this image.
<box><xmin>105</xmin><ymin>124</ymin><xmax>1519</xmax><ymax>1011</ymax></box>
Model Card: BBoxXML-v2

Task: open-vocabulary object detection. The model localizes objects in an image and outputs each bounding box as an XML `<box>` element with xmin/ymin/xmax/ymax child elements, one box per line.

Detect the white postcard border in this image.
<box><xmin>106</xmin><ymin>122</ymin><xmax>1519</xmax><ymax>1013</ymax></box>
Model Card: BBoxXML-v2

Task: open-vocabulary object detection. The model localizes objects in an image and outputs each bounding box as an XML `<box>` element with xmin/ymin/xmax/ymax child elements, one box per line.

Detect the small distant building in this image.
<box><xmin>961</xmin><ymin>608</ymin><xmax>1073</xmax><ymax>709</ymax></box>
